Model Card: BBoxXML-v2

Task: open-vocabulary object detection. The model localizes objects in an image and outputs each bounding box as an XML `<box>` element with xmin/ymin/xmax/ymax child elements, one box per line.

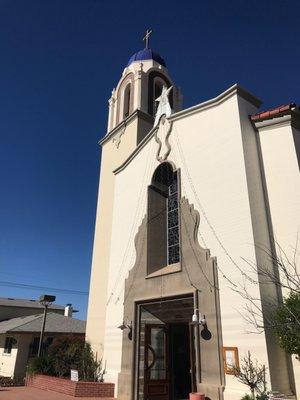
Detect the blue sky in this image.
<box><xmin>0</xmin><ymin>0</ymin><xmax>299</xmax><ymax>320</ymax></box>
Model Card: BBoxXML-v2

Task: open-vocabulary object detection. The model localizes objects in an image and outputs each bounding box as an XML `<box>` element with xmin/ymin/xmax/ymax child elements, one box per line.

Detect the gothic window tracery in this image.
<box><xmin>167</xmin><ymin>173</ymin><xmax>180</xmax><ymax>264</ymax></box>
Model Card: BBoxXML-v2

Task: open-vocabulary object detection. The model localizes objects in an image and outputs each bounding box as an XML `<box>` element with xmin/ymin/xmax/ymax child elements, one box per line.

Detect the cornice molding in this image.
<box><xmin>253</xmin><ymin>111</ymin><xmax>300</xmax><ymax>132</ymax></box>
<box><xmin>253</xmin><ymin>115</ymin><xmax>292</xmax><ymax>131</ymax></box>
<box><xmin>113</xmin><ymin>84</ymin><xmax>263</xmax><ymax>174</ymax></box>
<box><xmin>169</xmin><ymin>84</ymin><xmax>262</xmax><ymax>123</ymax></box>
<box><xmin>99</xmin><ymin>109</ymin><xmax>153</xmax><ymax>146</ymax></box>
<box><xmin>113</xmin><ymin>125</ymin><xmax>156</xmax><ymax>175</ymax></box>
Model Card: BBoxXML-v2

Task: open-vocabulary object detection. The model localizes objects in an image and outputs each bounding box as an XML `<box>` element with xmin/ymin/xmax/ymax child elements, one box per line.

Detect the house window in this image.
<box><xmin>4</xmin><ymin>337</ymin><xmax>14</xmax><ymax>354</ymax></box>
<box><xmin>29</xmin><ymin>337</ymin><xmax>40</xmax><ymax>356</ymax></box>
<box><xmin>29</xmin><ymin>336</ymin><xmax>54</xmax><ymax>356</ymax></box>
<box><xmin>147</xmin><ymin>162</ymin><xmax>180</xmax><ymax>274</ymax></box>
<box><xmin>123</xmin><ymin>84</ymin><xmax>131</xmax><ymax>118</ymax></box>
<box><xmin>45</xmin><ymin>337</ymin><xmax>53</xmax><ymax>348</ymax></box>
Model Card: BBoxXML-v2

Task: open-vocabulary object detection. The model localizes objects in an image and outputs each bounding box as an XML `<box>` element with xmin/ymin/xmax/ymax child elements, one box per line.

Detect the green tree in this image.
<box><xmin>272</xmin><ymin>291</ymin><xmax>300</xmax><ymax>359</ymax></box>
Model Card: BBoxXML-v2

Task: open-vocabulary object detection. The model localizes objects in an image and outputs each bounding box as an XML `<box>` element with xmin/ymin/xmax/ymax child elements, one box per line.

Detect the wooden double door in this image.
<box><xmin>144</xmin><ymin>323</ymin><xmax>195</xmax><ymax>400</ymax></box>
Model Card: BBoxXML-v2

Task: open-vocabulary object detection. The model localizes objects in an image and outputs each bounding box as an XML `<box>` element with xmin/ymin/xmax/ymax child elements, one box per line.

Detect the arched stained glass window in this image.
<box><xmin>147</xmin><ymin>162</ymin><xmax>180</xmax><ymax>275</ymax></box>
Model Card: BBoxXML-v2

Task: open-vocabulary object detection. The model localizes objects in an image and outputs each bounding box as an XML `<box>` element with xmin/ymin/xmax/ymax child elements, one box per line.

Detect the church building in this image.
<box><xmin>86</xmin><ymin>32</ymin><xmax>300</xmax><ymax>400</ymax></box>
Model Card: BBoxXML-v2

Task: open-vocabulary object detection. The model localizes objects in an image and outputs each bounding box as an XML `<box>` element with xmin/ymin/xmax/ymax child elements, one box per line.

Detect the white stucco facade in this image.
<box><xmin>257</xmin><ymin>117</ymin><xmax>300</xmax><ymax>397</ymax></box>
<box><xmin>86</xmin><ymin>48</ymin><xmax>299</xmax><ymax>400</ymax></box>
<box><xmin>0</xmin><ymin>333</ymin><xmax>36</xmax><ymax>378</ymax></box>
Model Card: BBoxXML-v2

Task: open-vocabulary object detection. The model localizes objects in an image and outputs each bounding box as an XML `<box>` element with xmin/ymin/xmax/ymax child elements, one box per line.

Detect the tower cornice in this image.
<box><xmin>99</xmin><ymin>109</ymin><xmax>154</xmax><ymax>146</ymax></box>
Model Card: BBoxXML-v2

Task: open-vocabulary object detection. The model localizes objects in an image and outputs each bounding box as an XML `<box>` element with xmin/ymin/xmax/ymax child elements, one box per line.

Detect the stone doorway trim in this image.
<box><xmin>117</xmin><ymin>197</ymin><xmax>225</xmax><ymax>400</ymax></box>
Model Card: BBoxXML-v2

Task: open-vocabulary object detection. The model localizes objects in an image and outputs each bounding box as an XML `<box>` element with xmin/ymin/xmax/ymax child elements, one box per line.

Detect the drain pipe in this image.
<box><xmin>193</xmin><ymin>291</ymin><xmax>201</xmax><ymax>386</ymax></box>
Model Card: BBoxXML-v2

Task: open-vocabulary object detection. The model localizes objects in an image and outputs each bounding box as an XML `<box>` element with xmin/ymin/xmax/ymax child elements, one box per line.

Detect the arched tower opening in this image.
<box><xmin>123</xmin><ymin>83</ymin><xmax>131</xmax><ymax>119</ymax></box>
<box><xmin>148</xmin><ymin>71</ymin><xmax>173</xmax><ymax>117</ymax></box>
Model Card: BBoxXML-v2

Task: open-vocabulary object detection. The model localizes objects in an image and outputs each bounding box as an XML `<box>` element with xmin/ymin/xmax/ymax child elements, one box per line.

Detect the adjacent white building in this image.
<box><xmin>0</xmin><ymin>312</ymin><xmax>85</xmax><ymax>379</ymax></box>
<box><xmin>0</xmin><ymin>297</ymin><xmax>83</xmax><ymax>379</ymax></box>
<box><xmin>86</xmin><ymin>38</ymin><xmax>300</xmax><ymax>400</ymax></box>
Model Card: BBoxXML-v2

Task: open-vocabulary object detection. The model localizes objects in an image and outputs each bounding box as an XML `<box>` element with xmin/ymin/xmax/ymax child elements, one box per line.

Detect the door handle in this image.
<box><xmin>145</xmin><ymin>345</ymin><xmax>156</xmax><ymax>371</ymax></box>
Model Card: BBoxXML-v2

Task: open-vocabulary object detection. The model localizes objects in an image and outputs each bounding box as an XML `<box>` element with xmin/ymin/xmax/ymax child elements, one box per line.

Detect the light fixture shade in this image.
<box><xmin>39</xmin><ymin>295</ymin><xmax>56</xmax><ymax>304</ymax></box>
<box><xmin>191</xmin><ymin>313</ymin><xmax>198</xmax><ymax>324</ymax></box>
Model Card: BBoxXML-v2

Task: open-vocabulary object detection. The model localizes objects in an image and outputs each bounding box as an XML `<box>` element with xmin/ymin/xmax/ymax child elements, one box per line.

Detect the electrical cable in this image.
<box><xmin>173</xmin><ymin>126</ymin><xmax>243</xmax><ymax>288</ymax></box>
<box><xmin>109</xmin><ymin>122</ymin><xmax>247</xmax><ymax>305</ymax></box>
<box><xmin>106</xmin><ymin>138</ymin><xmax>157</xmax><ymax>305</ymax></box>
<box><xmin>0</xmin><ymin>280</ymin><xmax>88</xmax><ymax>295</ymax></box>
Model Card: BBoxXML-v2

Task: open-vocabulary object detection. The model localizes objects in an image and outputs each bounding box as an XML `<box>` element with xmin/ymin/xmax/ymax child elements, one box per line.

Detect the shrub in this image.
<box><xmin>27</xmin><ymin>354</ymin><xmax>53</xmax><ymax>376</ymax></box>
<box><xmin>27</xmin><ymin>335</ymin><xmax>105</xmax><ymax>382</ymax></box>
<box><xmin>241</xmin><ymin>395</ymin><xmax>252</xmax><ymax>400</ymax></box>
<box><xmin>0</xmin><ymin>375</ymin><xmax>24</xmax><ymax>387</ymax></box>
<box><xmin>272</xmin><ymin>291</ymin><xmax>300</xmax><ymax>360</ymax></box>
<box><xmin>47</xmin><ymin>336</ymin><xmax>84</xmax><ymax>378</ymax></box>
<box><xmin>256</xmin><ymin>394</ymin><xmax>268</xmax><ymax>400</ymax></box>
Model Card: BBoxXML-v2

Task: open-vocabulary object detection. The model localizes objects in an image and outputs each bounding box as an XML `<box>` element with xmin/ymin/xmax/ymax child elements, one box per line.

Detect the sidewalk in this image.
<box><xmin>0</xmin><ymin>386</ymin><xmax>115</xmax><ymax>400</ymax></box>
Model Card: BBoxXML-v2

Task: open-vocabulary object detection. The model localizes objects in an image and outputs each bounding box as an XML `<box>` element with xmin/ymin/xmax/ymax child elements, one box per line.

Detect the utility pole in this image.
<box><xmin>37</xmin><ymin>294</ymin><xmax>56</xmax><ymax>357</ymax></box>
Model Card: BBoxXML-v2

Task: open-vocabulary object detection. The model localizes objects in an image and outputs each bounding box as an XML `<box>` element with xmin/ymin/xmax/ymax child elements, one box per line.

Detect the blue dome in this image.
<box><xmin>127</xmin><ymin>48</ymin><xmax>166</xmax><ymax>67</ymax></box>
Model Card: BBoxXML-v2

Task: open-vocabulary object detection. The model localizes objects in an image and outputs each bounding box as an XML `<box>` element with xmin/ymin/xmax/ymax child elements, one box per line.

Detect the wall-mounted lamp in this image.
<box><xmin>191</xmin><ymin>308</ymin><xmax>211</xmax><ymax>340</ymax></box>
<box><xmin>118</xmin><ymin>319</ymin><xmax>132</xmax><ymax>340</ymax></box>
<box><xmin>191</xmin><ymin>308</ymin><xmax>206</xmax><ymax>326</ymax></box>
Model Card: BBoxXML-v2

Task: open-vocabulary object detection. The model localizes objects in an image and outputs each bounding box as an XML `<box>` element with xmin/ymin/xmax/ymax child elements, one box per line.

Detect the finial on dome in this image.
<box><xmin>127</xmin><ymin>29</ymin><xmax>166</xmax><ymax>67</ymax></box>
<box><xmin>143</xmin><ymin>29</ymin><xmax>153</xmax><ymax>49</ymax></box>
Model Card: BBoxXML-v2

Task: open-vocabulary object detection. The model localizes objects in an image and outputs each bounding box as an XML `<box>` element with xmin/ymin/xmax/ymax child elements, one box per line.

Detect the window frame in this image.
<box><xmin>147</xmin><ymin>162</ymin><xmax>181</xmax><ymax>276</ymax></box>
<box><xmin>223</xmin><ymin>346</ymin><xmax>239</xmax><ymax>375</ymax></box>
<box><xmin>3</xmin><ymin>336</ymin><xmax>15</xmax><ymax>355</ymax></box>
<box><xmin>29</xmin><ymin>336</ymin><xmax>40</xmax><ymax>356</ymax></box>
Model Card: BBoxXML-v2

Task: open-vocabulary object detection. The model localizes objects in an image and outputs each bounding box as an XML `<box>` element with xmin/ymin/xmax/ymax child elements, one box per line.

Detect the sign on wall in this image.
<box><xmin>223</xmin><ymin>347</ymin><xmax>239</xmax><ymax>375</ymax></box>
<box><xmin>70</xmin><ymin>369</ymin><xmax>79</xmax><ymax>381</ymax></box>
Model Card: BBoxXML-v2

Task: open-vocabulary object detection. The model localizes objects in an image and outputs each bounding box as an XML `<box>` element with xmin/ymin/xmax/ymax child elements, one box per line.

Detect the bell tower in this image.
<box><xmin>106</xmin><ymin>29</ymin><xmax>182</xmax><ymax>141</ymax></box>
<box><xmin>86</xmin><ymin>31</ymin><xmax>182</xmax><ymax>358</ymax></box>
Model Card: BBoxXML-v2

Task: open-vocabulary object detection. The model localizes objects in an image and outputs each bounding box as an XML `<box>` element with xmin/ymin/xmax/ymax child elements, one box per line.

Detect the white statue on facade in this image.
<box><xmin>154</xmin><ymin>85</ymin><xmax>174</xmax><ymax>162</ymax></box>
<box><xmin>154</xmin><ymin>85</ymin><xmax>173</xmax><ymax>127</ymax></box>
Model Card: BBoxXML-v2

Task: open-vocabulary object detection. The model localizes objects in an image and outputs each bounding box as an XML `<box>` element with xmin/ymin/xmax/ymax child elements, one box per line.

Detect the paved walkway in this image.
<box><xmin>0</xmin><ymin>386</ymin><xmax>115</xmax><ymax>400</ymax></box>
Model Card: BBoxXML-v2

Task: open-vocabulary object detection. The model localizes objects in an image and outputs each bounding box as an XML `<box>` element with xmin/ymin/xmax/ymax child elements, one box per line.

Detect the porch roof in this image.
<box><xmin>0</xmin><ymin>297</ymin><xmax>65</xmax><ymax>311</ymax></box>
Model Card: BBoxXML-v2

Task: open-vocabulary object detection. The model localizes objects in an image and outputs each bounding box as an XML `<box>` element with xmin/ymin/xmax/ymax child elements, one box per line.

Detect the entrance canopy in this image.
<box><xmin>141</xmin><ymin>296</ymin><xmax>194</xmax><ymax>324</ymax></box>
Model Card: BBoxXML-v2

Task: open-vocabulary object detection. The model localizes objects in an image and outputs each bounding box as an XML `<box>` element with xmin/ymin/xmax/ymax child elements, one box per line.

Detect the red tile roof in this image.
<box><xmin>251</xmin><ymin>103</ymin><xmax>297</xmax><ymax>122</ymax></box>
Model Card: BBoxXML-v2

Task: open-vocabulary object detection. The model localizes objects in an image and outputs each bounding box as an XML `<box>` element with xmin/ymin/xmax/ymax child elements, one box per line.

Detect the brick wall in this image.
<box><xmin>27</xmin><ymin>374</ymin><xmax>115</xmax><ymax>398</ymax></box>
<box><xmin>75</xmin><ymin>381</ymin><xmax>115</xmax><ymax>397</ymax></box>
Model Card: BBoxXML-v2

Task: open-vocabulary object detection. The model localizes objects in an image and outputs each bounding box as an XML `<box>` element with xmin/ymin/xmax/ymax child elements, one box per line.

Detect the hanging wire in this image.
<box><xmin>107</xmin><ymin>139</ymin><xmax>159</xmax><ymax>305</ymax></box>
<box><xmin>173</xmin><ymin>125</ymin><xmax>246</xmax><ymax>288</ymax></box>
<box><xmin>110</xmin><ymin>121</ymin><xmax>251</xmax><ymax>305</ymax></box>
